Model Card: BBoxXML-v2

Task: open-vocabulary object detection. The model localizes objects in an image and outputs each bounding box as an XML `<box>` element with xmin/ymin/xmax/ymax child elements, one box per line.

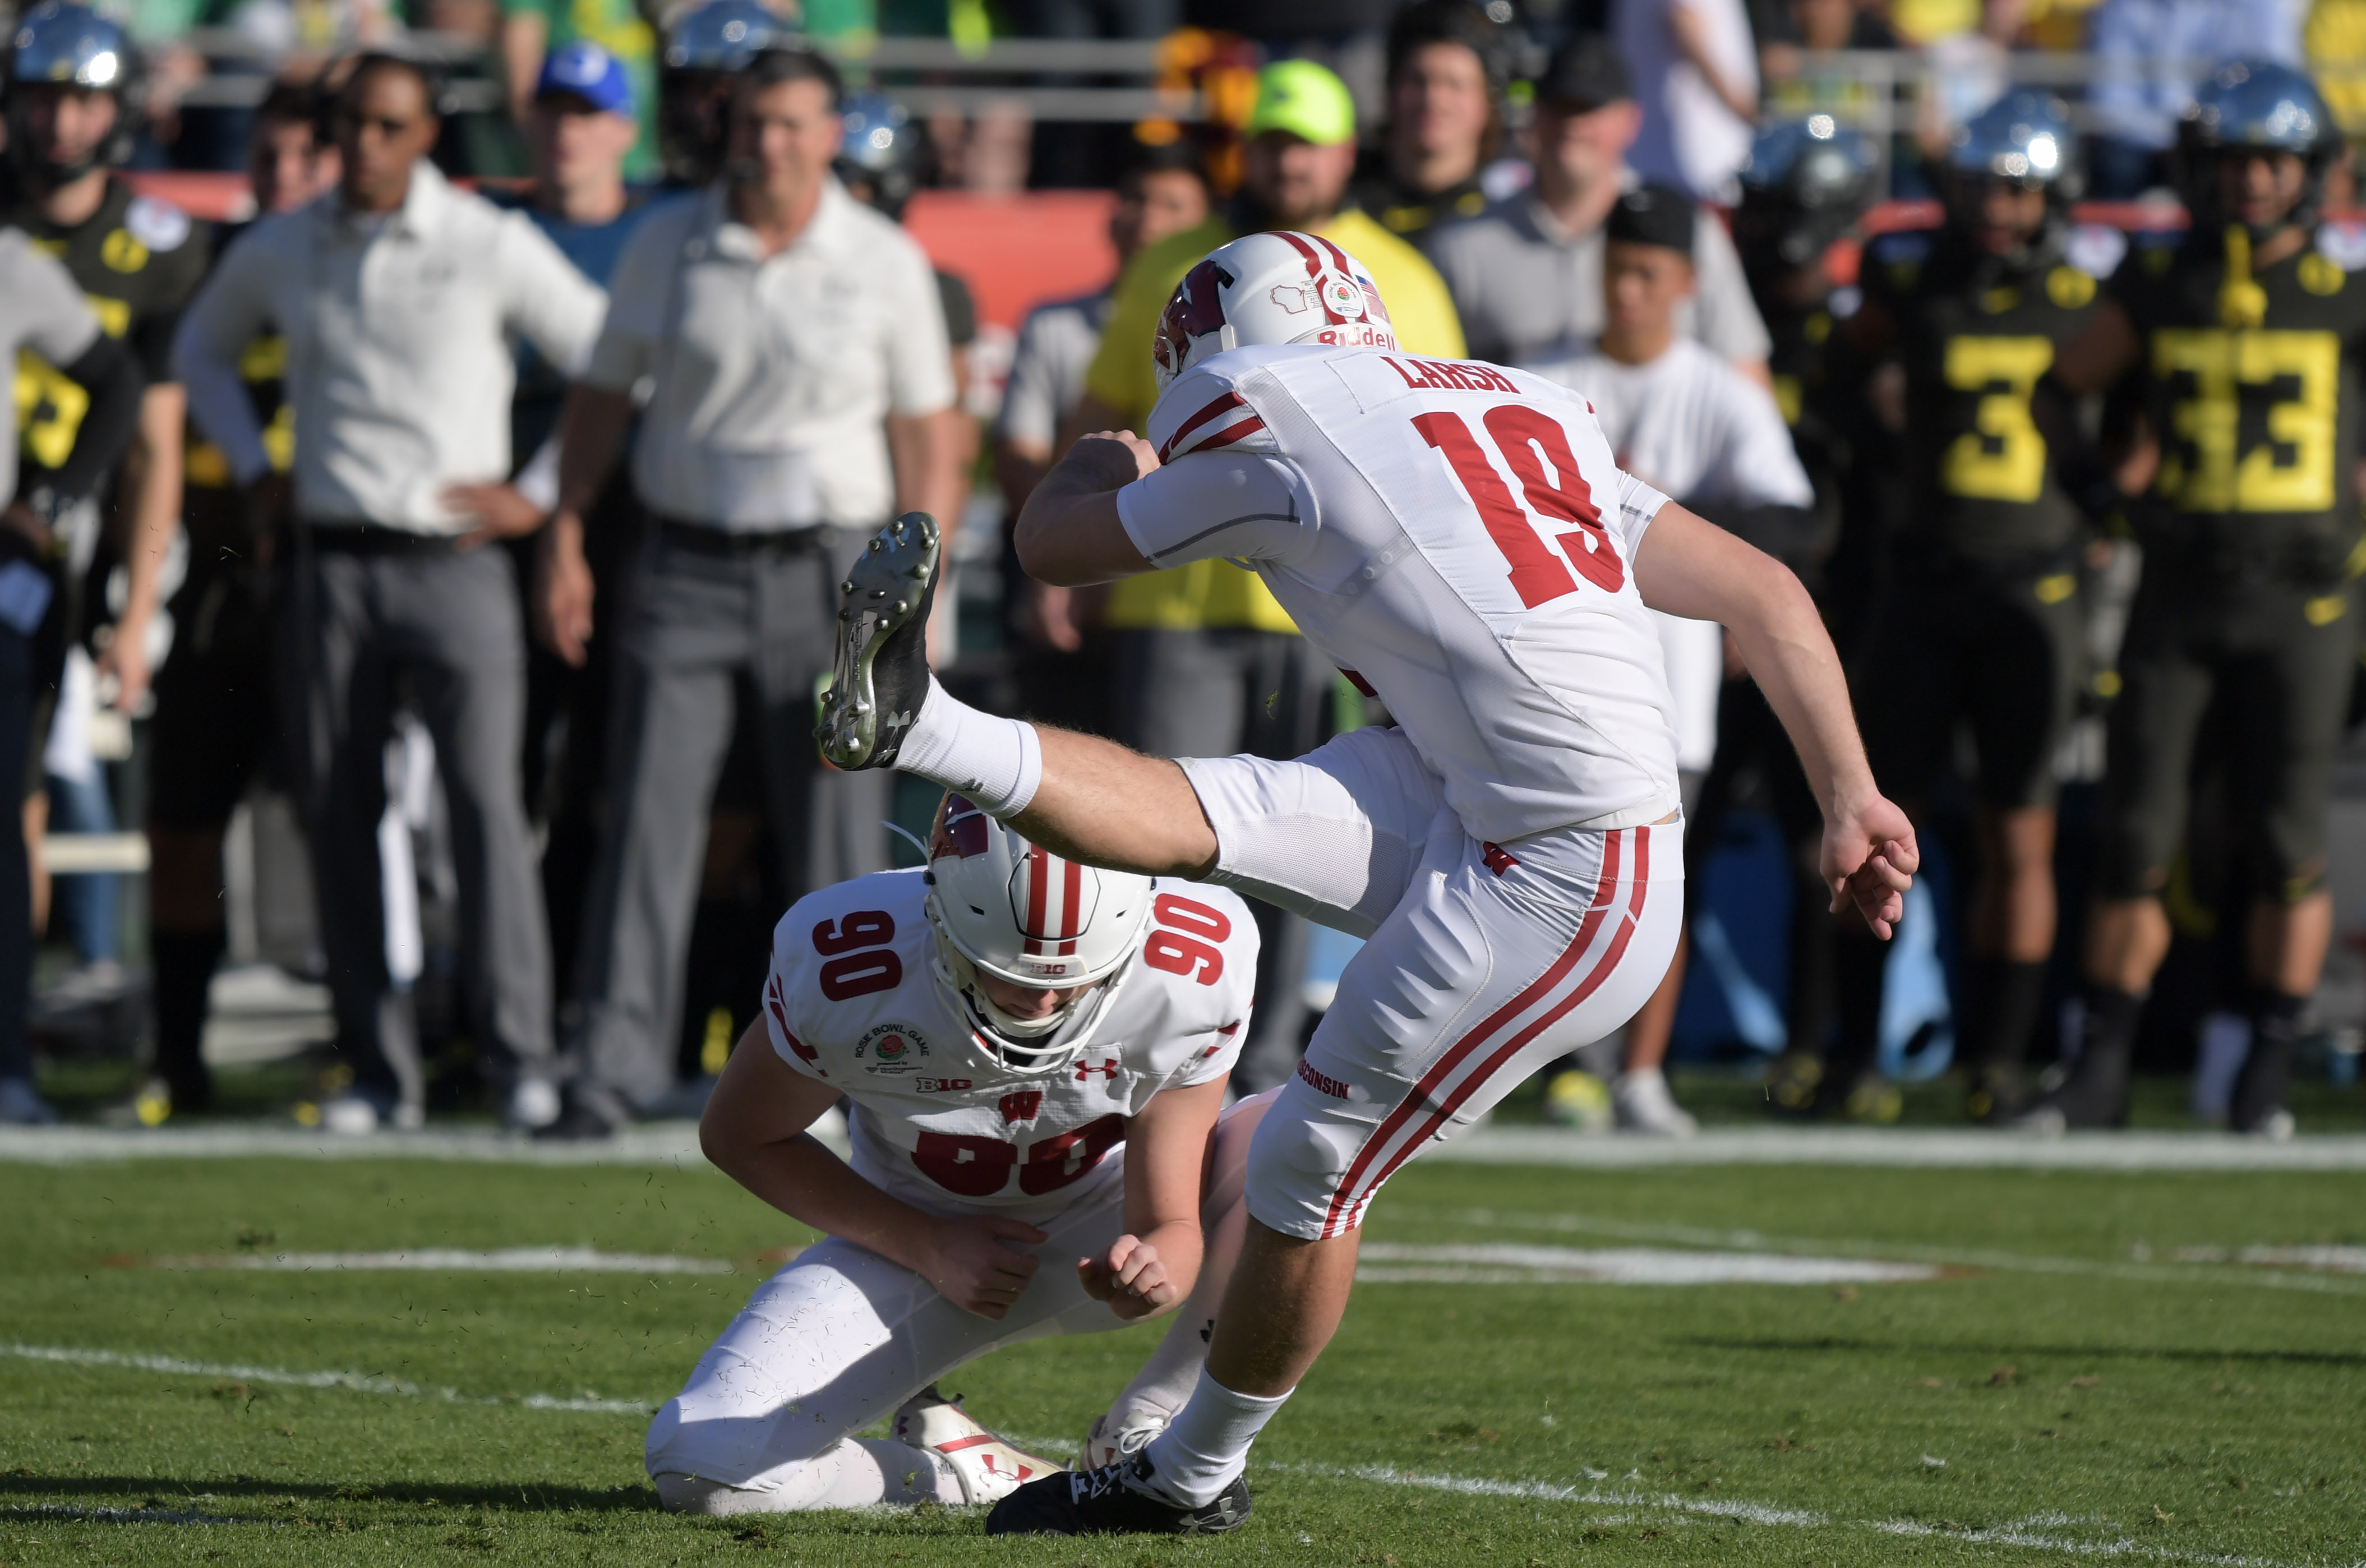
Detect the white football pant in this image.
<box><xmin>1184</xmin><ymin>725</ymin><xmax>1684</xmax><ymax>1239</ymax></box>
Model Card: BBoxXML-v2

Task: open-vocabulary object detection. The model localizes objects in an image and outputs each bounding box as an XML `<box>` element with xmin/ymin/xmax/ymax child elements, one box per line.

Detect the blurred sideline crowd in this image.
<box><xmin>4</xmin><ymin>0</ymin><xmax>2366</xmax><ymax>1141</ymax></box>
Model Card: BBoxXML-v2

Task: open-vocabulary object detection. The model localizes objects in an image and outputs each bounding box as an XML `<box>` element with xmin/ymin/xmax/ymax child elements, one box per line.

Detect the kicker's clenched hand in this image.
<box><xmin>1823</xmin><ymin>792</ymin><xmax>1920</xmax><ymax>939</ymax></box>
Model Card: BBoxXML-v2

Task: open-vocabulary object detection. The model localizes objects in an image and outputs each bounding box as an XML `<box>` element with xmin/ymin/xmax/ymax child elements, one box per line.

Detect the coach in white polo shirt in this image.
<box><xmin>534</xmin><ymin>43</ymin><xmax>960</xmax><ymax>1140</ymax></box>
<box><xmin>174</xmin><ymin>52</ymin><xmax>608</xmax><ymax>1132</ymax></box>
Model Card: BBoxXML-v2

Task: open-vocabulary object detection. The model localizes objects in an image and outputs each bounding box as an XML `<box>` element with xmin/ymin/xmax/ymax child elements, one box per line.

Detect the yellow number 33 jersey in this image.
<box><xmin>2116</xmin><ymin>229</ymin><xmax>2366</xmax><ymax>557</ymax></box>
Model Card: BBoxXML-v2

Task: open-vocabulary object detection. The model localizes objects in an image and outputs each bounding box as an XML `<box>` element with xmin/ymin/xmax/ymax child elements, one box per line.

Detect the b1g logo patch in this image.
<box><xmin>856</xmin><ymin>1022</ymin><xmax>931</xmax><ymax>1074</ymax></box>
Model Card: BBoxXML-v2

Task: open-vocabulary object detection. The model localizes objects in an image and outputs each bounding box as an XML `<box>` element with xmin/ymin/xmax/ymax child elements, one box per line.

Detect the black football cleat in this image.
<box><xmin>985</xmin><ymin>1455</ymin><xmax>1251</xmax><ymax>1536</ymax></box>
<box><xmin>2012</xmin><ymin>1044</ymin><xmax>2132</xmax><ymax>1133</ymax></box>
<box><xmin>815</xmin><ymin>511</ymin><xmax>939</xmax><ymax>770</ymax></box>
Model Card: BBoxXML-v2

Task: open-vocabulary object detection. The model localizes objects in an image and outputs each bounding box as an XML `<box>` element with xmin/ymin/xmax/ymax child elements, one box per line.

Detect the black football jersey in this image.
<box><xmin>1861</xmin><ymin>226</ymin><xmax>2101</xmax><ymax>564</ymax></box>
<box><xmin>5</xmin><ymin>177</ymin><xmax>210</xmax><ymax>491</ymax></box>
<box><xmin>2110</xmin><ymin>226</ymin><xmax>2366</xmax><ymax>582</ymax></box>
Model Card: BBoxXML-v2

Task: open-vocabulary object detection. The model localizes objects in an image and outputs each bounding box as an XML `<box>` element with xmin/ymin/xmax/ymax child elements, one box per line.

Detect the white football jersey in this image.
<box><xmin>762</xmin><ymin>868</ymin><xmax>1258</xmax><ymax>1225</ymax></box>
<box><xmin>1118</xmin><ymin>343</ymin><xmax>1681</xmax><ymax>842</ymax></box>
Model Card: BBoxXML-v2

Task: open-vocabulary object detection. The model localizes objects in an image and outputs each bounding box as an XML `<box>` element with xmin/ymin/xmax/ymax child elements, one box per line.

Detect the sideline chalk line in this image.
<box><xmin>7</xmin><ymin>1346</ymin><xmax>2350</xmax><ymax>1566</ymax></box>
<box><xmin>8</xmin><ymin>1120</ymin><xmax>2366</xmax><ymax>1170</ymax></box>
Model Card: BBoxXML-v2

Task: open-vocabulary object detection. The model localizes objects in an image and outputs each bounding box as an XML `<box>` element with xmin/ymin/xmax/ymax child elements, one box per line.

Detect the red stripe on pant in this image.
<box><xmin>1332</xmin><ymin>829</ymin><xmax>1655</xmax><ymax>1233</ymax></box>
<box><xmin>1318</xmin><ymin>829</ymin><xmax>1629</xmax><ymax>1238</ymax></box>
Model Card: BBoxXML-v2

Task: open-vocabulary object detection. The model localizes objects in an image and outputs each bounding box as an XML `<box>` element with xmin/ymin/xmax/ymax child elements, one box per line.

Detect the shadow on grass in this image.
<box><xmin>1682</xmin><ymin>1336</ymin><xmax>2366</xmax><ymax>1368</ymax></box>
<box><xmin>0</xmin><ymin>1474</ymin><xmax>656</xmax><ymax>1513</ymax></box>
<box><xmin>0</xmin><ymin>1476</ymin><xmax>984</xmax><ymax>1537</ymax></box>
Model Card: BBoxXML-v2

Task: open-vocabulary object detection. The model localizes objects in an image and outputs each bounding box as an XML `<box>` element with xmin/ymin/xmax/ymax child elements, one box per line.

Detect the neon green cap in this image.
<box><xmin>1243</xmin><ymin>59</ymin><xmax>1356</xmax><ymax>146</ymax></box>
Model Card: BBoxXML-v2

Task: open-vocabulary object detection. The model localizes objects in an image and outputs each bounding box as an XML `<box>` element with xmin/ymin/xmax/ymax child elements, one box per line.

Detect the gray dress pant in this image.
<box><xmin>566</xmin><ymin>528</ymin><xmax>889</xmax><ymax>1122</ymax></box>
<box><xmin>281</xmin><ymin>531</ymin><xmax>553</xmax><ymax>1113</ymax></box>
<box><xmin>1109</xmin><ymin>626</ymin><xmax>1332</xmax><ymax>1094</ymax></box>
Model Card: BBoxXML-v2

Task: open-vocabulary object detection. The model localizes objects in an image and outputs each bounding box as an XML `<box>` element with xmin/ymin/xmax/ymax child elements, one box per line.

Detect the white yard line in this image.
<box><xmin>0</xmin><ymin>1343</ymin><xmax>653</xmax><ymax>1416</ymax></box>
<box><xmin>1387</xmin><ymin>1206</ymin><xmax>2366</xmax><ymax>1297</ymax></box>
<box><xmin>1353</xmin><ymin>1242</ymin><xmax>1938</xmax><ymax>1285</ymax></box>
<box><xmin>141</xmin><ymin>1247</ymin><xmax>735</xmax><ymax>1274</ymax></box>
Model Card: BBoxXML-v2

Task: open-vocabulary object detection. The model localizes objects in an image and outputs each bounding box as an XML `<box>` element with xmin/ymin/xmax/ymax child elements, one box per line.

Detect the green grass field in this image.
<box><xmin>3</xmin><ymin>1146</ymin><xmax>2362</xmax><ymax>1567</ymax></box>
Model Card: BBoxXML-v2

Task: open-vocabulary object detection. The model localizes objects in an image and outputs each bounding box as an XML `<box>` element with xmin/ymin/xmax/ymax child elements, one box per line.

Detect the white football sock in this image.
<box><xmin>893</xmin><ymin>680</ymin><xmax>1043</xmax><ymax>820</ymax></box>
<box><xmin>1139</xmin><ymin>1368</ymin><xmax>1291</xmax><ymax>1506</ymax></box>
<box><xmin>1103</xmin><ymin>1309</ymin><xmax>1216</xmax><ymax>1435</ymax></box>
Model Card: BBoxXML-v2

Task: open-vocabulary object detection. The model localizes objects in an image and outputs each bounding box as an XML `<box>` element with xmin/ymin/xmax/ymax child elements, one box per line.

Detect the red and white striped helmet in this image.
<box><xmin>922</xmin><ymin>794</ymin><xmax>1153</xmax><ymax>1073</ymax></box>
<box><xmin>1151</xmin><ymin>230</ymin><xmax>1398</xmax><ymax>396</ymax></box>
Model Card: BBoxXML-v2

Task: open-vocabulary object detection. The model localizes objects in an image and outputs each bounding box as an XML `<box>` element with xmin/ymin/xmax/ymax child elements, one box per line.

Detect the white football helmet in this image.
<box><xmin>923</xmin><ymin>794</ymin><xmax>1153</xmax><ymax>1074</ymax></box>
<box><xmin>1151</xmin><ymin>230</ymin><xmax>1398</xmax><ymax>396</ymax></box>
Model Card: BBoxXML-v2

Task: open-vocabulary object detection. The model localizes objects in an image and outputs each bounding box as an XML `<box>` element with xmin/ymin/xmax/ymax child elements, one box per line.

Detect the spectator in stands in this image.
<box><xmin>1759</xmin><ymin>0</ymin><xmax>1901</xmax><ymax>122</ymax></box>
<box><xmin>499</xmin><ymin>0</ymin><xmax>661</xmax><ymax>181</ymax></box>
<box><xmin>1428</xmin><ymin>34</ymin><xmax>1772</xmax><ymax>379</ymax></box>
<box><xmin>2086</xmin><ymin>0</ymin><xmax>2305</xmax><ymax>198</ymax></box>
<box><xmin>140</xmin><ymin>79</ymin><xmax>338</xmax><ymax>1129</ymax></box>
<box><xmin>994</xmin><ymin>141</ymin><xmax>1208</xmax><ymax>732</ymax></box>
<box><xmin>1615</xmin><ymin>0</ymin><xmax>1761</xmax><ymax>202</ymax></box>
<box><xmin>1350</xmin><ymin>0</ymin><xmax>1511</xmax><ymax>243</ymax></box>
<box><xmin>533</xmin><ymin>45</ymin><xmax>962</xmax><ymax>1141</ymax></box>
<box><xmin>0</xmin><ymin>243</ymin><xmax>144</xmax><ymax>1126</ymax></box>
<box><xmin>1066</xmin><ymin>58</ymin><xmax>1464</xmax><ymax>1095</ymax></box>
<box><xmin>175</xmin><ymin>52</ymin><xmax>608</xmax><ymax>1133</ymax></box>
<box><xmin>1184</xmin><ymin>0</ymin><xmax>1402</xmax><ymax>124</ymax></box>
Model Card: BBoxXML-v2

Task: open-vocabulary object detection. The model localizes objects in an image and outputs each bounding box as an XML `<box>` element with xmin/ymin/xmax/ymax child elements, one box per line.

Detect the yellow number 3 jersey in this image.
<box><xmin>2113</xmin><ymin>226</ymin><xmax>2366</xmax><ymax>582</ymax></box>
<box><xmin>1861</xmin><ymin>226</ymin><xmax>2102</xmax><ymax>565</ymax></box>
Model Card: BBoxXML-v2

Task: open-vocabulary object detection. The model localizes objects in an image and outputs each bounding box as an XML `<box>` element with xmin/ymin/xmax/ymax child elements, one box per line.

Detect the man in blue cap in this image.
<box><xmin>471</xmin><ymin>40</ymin><xmax>656</xmax><ymax>1128</ymax></box>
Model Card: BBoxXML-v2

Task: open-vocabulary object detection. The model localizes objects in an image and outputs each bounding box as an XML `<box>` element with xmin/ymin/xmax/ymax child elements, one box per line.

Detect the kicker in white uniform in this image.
<box><xmin>813</xmin><ymin>227</ymin><xmax>1915</xmax><ymax>1535</ymax></box>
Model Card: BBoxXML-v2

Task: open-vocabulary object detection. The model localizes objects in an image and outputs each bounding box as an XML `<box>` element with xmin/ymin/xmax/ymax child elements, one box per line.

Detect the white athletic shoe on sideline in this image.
<box><xmin>505</xmin><ymin>1078</ymin><xmax>561</xmax><ymax>1131</ymax></box>
<box><xmin>892</xmin><ymin>1386</ymin><xmax>1065</xmax><ymax>1504</ymax></box>
<box><xmin>1079</xmin><ymin>1399</ymin><xmax>1172</xmax><ymax>1470</ymax></box>
<box><xmin>1611</xmin><ymin>1068</ymin><xmax>1698</xmax><ymax>1137</ymax></box>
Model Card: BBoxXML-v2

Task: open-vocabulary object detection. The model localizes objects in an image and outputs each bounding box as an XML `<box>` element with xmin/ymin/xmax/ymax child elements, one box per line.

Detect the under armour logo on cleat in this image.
<box><xmin>884</xmin><ymin>709</ymin><xmax>914</xmax><ymax>734</ymax></box>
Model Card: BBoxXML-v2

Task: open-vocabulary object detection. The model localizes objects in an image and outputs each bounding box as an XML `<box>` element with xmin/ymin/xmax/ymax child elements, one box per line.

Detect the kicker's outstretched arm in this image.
<box><xmin>1632</xmin><ymin>501</ymin><xmax>1919</xmax><ymax>938</ymax></box>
